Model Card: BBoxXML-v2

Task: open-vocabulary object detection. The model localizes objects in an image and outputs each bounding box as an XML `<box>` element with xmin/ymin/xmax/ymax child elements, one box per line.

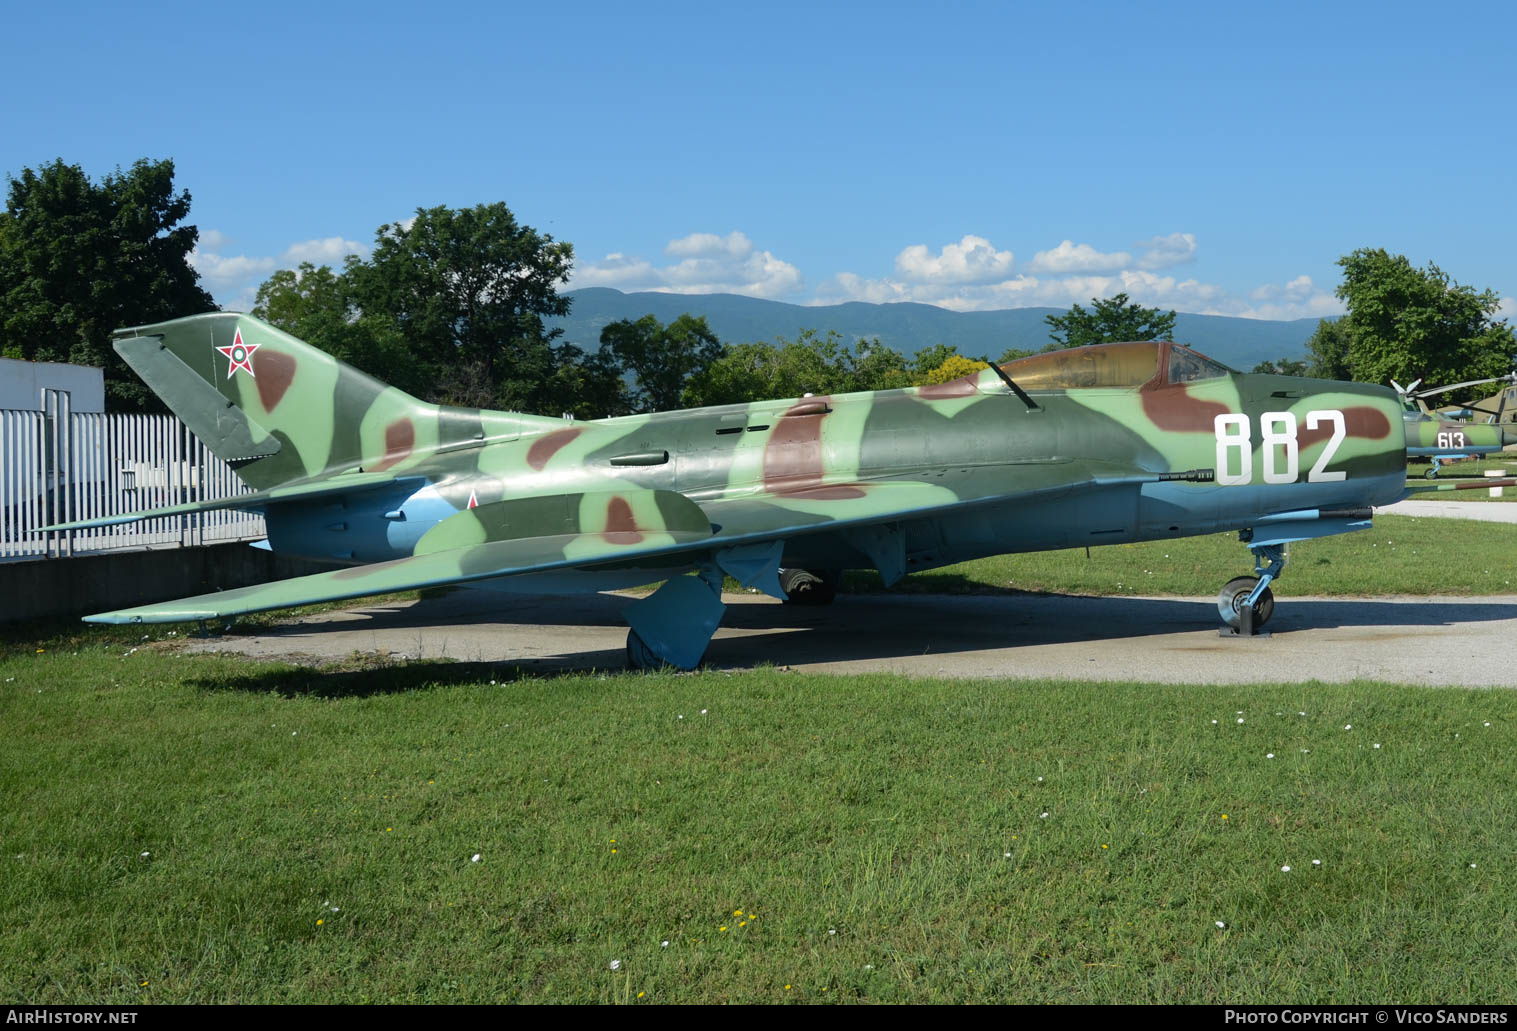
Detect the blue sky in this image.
<box><xmin>4</xmin><ymin>0</ymin><xmax>1514</xmax><ymax>321</ymax></box>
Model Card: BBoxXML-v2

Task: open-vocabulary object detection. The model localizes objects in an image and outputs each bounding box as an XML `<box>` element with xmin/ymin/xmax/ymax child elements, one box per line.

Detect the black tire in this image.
<box><xmin>779</xmin><ymin>568</ymin><xmax>838</xmax><ymax>606</ymax></box>
<box><xmin>1217</xmin><ymin>576</ymin><xmax>1275</xmax><ymax>629</ymax></box>
<box><xmin>626</xmin><ymin>628</ymin><xmax>668</xmax><ymax>670</ymax></box>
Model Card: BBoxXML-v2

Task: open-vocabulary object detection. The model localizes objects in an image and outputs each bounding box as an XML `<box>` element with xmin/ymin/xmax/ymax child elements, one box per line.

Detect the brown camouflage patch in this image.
<box><xmin>604</xmin><ymin>496</ymin><xmax>644</xmax><ymax>544</ymax></box>
<box><xmin>253</xmin><ymin>350</ymin><xmax>297</xmax><ymax>412</ymax></box>
<box><xmin>1140</xmin><ymin>385</ymin><xmax>1230</xmax><ymax>432</ymax></box>
<box><xmin>527</xmin><ymin>427</ymin><xmax>583</xmax><ymax>470</ymax></box>
<box><xmin>374</xmin><ymin>418</ymin><xmax>415</xmax><ymax>471</ymax></box>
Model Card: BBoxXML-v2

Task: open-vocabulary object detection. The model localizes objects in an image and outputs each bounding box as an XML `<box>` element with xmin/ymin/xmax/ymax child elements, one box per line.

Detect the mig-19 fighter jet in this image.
<box><xmin>47</xmin><ymin>313</ymin><xmax>1508</xmax><ymax>666</ymax></box>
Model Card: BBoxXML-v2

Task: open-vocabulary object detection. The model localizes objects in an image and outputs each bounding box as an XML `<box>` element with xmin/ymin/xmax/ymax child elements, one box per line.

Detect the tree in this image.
<box><xmin>682</xmin><ymin>330</ymin><xmax>912</xmax><ymax>407</ymax></box>
<box><xmin>253</xmin><ymin>262</ymin><xmax>425</xmax><ymax>397</ymax></box>
<box><xmin>919</xmin><ymin>354</ymin><xmax>989</xmax><ymax>384</ymax></box>
<box><xmin>343</xmin><ymin>203</ymin><xmax>574</xmax><ymax>410</ymax></box>
<box><xmin>600</xmin><ymin>314</ymin><xmax>724</xmax><ymax>413</ymax></box>
<box><xmin>1045</xmin><ymin>292</ymin><xmax>1178</xmax><ymax>349</ymax></box>
<box><xmin>1334</xmin><ymin>248</ymin><xmax>1515</xmax><ymax>394</ymax></box>
<box><xmin>1251</xmin><ymin>357</ymin><xmax>1308</xmax><ymax>376</ymax></box>
<box><xmin>539</xmin><ymin>342</ymin><xmax>633</xmax><ymax>420</ymax></box>
<box><xmin>1303</xmin><ymin>318</ymin><xmax>1351</xmax><ymax>381</ymax></box>
<box><xmin>0</xmin><ymin>158</ymin><xmax>216</xmax><ymax>410</ymax></box>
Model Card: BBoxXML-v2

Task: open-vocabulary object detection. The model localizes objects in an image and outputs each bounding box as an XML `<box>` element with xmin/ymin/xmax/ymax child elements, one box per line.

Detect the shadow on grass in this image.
<box><xmin>185</xmin><ymin>657</ymin><xmax>630</xmax><ymax>699</ymax></box>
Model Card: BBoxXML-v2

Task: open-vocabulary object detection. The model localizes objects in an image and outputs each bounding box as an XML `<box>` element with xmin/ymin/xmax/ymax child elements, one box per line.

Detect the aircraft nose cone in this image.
<box><xmin>1501</xmin><ymin>425</ymin><xmax>1517</xmax><ymax>448</ymax></box>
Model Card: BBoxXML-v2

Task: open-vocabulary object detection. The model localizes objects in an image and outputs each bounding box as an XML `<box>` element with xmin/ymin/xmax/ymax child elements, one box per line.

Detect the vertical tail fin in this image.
<box><xmin>113</xmin><ymin>312</ymin><xmax>566</xmax><ymax>490</ymax></box>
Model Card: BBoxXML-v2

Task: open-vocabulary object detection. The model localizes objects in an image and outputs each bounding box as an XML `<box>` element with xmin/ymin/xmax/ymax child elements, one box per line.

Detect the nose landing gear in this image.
<box><xmin>1218</xmin><ymin>537</ymin><xmax>1286</xmax><ymax>638</ymax></box>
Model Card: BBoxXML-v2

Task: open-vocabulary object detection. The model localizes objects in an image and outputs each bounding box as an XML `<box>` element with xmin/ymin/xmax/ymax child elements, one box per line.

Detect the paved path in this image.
<box><xmin>1379</xmin><ymin>499</ymin><xmax>1517</xmax><ymax>523</ymax></box>
<box><xmin>188</xmin><ymin>588</ymin><xmax>1517</xmax><ymax>687</ymax></box>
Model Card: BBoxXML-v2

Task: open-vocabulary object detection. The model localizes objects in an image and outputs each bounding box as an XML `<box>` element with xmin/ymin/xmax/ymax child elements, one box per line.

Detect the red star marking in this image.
<box><xmin>467</xmin><ymin>489</ymin><xmax>479</xmax><ymax>509</ymax></box>
<box><xmin>216</xmin><ymin>329</ymin><xmax>259</xmax><ymax>378</ymax></box>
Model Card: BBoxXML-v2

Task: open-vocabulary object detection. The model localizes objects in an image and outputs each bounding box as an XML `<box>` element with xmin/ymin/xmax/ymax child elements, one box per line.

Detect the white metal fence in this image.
<box><xmin>1</xmin><ymin>397</ymin><xmax>265</xmax><ymax>560</ymax></box>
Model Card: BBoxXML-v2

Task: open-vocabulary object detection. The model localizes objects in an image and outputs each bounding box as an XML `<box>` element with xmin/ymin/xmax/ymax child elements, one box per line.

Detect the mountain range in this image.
<box><xmin>552</xmin><ymin>288</ymin><xmax>1322</xmax><ymax>372</ymax></box>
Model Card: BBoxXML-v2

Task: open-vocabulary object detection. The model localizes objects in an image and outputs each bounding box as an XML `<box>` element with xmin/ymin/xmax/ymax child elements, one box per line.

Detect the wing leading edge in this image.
<box><xmin>85</xmin><ymin>466</ymin><xmax>1195</xmax><ymax>624</ymax></box>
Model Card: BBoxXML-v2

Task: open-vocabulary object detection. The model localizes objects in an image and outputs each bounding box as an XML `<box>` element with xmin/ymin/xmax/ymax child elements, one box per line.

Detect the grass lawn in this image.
<box><xmin>3</xmin><ymin>644</ymin><xmax>1516</xmax><ymax>1004</ymax></box>
<box><xmin>851</xmin><ymin>513</ymin><xmax>1517</xmax><ymax>599</ymax></box>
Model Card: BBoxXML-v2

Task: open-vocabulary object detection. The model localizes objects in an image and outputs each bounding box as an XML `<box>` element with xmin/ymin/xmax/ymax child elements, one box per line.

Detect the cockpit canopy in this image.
<box><xmin>1000</xmin><ymin>341</ymin><xmax>1233</xmax><ymax>391</ymax></box>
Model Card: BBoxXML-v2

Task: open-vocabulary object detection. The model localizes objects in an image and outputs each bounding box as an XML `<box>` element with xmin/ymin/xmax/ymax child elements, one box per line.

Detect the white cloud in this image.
<box><xmin>189</xmin><ymin>232</ymin><xmax>375</xmax><ymax>310</ymax></box>
<box><xmin>665</xmin><ymin>231</ymin><xmax>754</xmax><ymax>260</ymax></box>
<box><xmin>815</xmin><ymin>241</ymin><xmax>1342</xmax><ymax>321</ymax></box>
<box><xmin>893</xmin><ymin>235</ymin><xmax>1015</xmax><ymax>284</ymax></box>
<box><xmin>1496</xmin><ymin>296</ymin><xmax>1516</xmax><ymax>321</ymax></box>
<box><xmin>571</xmin><ymin>231</ymin><xmax>803</xmax><ymax>299</ymax></box>
<box><xmin>188</xmin><ymin>248</ymin><xmax>276</xmax><ymax>291</ymax></box>
<box><xmin>1025</xmin><ymin>240</ymin><xmax>1132</xmax><ymax>275</ymax></box>
<box><xmin>1135</xmin><ymin>232</ymin><xmax>1198</xmax><ymax>270</ymax></box>
<box><xmin>279</xmin><ymin>236</ymin><xmax>369</xmax><ymax>266</ymax></box>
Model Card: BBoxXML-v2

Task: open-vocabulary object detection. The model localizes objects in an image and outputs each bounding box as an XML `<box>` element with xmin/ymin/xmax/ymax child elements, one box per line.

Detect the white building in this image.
<box><xmin>0</xmin><ymin>358</ymin><xmax>105</xmax><ymax>413</ymax></box>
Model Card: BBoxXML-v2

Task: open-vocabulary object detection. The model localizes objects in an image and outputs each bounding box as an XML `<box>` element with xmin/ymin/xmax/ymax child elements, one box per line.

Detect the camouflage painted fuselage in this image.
<box><xmin>76</xmin><ymin>314</ymin><xmax>1412</xmax><ymax>652</ymax></box>
<box><xmin>136</xmin><ymin>318</ymin><xmax>1403</xmax><ymax>583</ymax></box>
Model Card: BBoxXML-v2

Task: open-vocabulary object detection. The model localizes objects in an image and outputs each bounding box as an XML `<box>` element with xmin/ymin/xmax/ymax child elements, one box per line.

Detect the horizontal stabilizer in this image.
<box><xmin>41</xmin><ymin>471</ymin><xmax>417</xmax><ymax>532</ymax></box>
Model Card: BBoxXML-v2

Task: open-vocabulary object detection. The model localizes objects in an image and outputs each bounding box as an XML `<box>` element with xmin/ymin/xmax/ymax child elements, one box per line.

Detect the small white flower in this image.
<box><xmin>1344</xmin><ymin>725</ymin><xmax>1352</xmax><ymax>730</ymax></box>
<box><xmin>1266</xmin><ymin>753</ymin><xmax>1275</xmax><ymax>759</ymax></box>
<box><xmin>471</xmin><ymin>854</ymin><xmax>481</xmax><ymax>863</ymax></box>
<box><xmin>139</xmin><ymin>852</ymin><xmax>150</xmax><ymax>858</ymax></box>
<box><xmin>1036</xmin><ymin>776</ymin><xmax>1043</xmax><ymax>782</ymax></box>
<box><xmin>1298</xmin><ymin>711</ymin><xmax>1306</xmax><ymax>716</ymax></box>
<box><xmin>1470</xmin><ymin>863</ymin><xmax>1477</xmax><ymax>869</ymax></box>
<box><xmin>1281</xmin><ymin>865</ymin><xmax>1291</xmax><ymax>872</ymax></box>
<box><xmin>609</xmin><ymin>959</ymin><xmax>622</xmax><ymax>971</ymax></box>
<box><xmin>700</xmin><ymin>709</ymin><xmax>708</xmax><ymax>715</ymax></box>
<box><xmin>1237</xmin><ymin>718</ymin><xmax>1244</xmax><ymax>724</ymax></box>
<box><xmin>1373</xmin><ymin>743</ymin><xmax>1381</xmax><ymax>749</ymax></box>
<box><xmin>864</xmin><ymin>964</ymin><xmax>874</xmax><ymax>970</ymax></box>
<box><xmin>678</xmin><ymin>715</ymin><xmax>684</xmax><ymax>719</ymax></box>
<box><xmin>1212</xmin><ymin>720</ymin><xmax>1218</xmax><ymax>725</ymax></box>
<box><xmin>1484</xmin><ymin>722</ymin><xmax>1492</xmax><ymax>727</ymax></box>
<box><xmin>1004</xmin><ymin>852</ymin><xmax>1011</xmax><ymax>858</ymax></box>
<box><xmin>331</xmin><ymin>906</ymin><xmax>340</xmax><ymax>912</ymax></box>
<box><xmin>828</xmin><ymin>928</ymin><xmax>836</xmax><ymax>935</ymax></box>
<box><xmin>1216</xmin><ymin>921</ymin><xmax>1226</xmax><ymax>929</ymax></box>
<box><xmin>291</xmin><ymin>731</ymin><xmax>297</xmax><ymax>736</ymax></box>
<box><xmin>1312</xmin><ymin>860</ymin><xmax>1321</xmax><ymax>866</ymax></box>
<box><xmin>661</xmin><ymin>941</ymin><xmax>669</xmax><ymax>948</ymax></box>
<box><xmin>1040</xmin><ymin>812</ymin><xmax>1049</xmax><ymax>819</ymax></box>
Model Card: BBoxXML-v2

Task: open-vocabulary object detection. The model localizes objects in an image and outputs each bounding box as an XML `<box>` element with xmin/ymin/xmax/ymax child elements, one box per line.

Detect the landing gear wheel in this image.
<box><xmin>626</xmin><ymin>628</ymin><xmax>670</xmax><ymax>671</ymax></box>
<box><xmin>779</xmin><ymin>568</ymin><xmax>839</xmax><ymax>606</ymax></box>
<box><xmin>1217</xmin><ymin>576</ymin><xmax>1275</xmax><ymax>629</ymax></box>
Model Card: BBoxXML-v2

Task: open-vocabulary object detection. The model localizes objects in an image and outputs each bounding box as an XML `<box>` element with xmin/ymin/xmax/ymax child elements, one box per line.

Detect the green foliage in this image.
<box><xmin>1250</xmin><ymin>357</ymin><xmax>1309</xmax><ymax>376</ymax></box>
<box><xmin>1335</xmin><ymin>248</ymin><xmax>1516</xmax><ymax>396</ymax></box>
<box><xmin>683</xmin><ymin>329</ymin><xmax>913</xmax><ymax>406</ymax></box>
<box><xmin>1303</xmin><ymin>318</ymin><xmax>1351</xmax><ymax>380</ymax></box>
<box><xmin>920</xmin><ymin>354</ymin><xmax>989</xmax><ymax>384</ymax></box>
<box><xmin>0</xmin><ymin>158</ymin><xmax>216</xmax><ymax>411</ymax></box>
<box><xmin>997</xmin><ymin>346</ymin><xmax>1041</xmax><ymax>363</ymax></box>
<box><xmin>344</xmin><ymin>204</ymin><xmax>575</xmax><ymax>411</ymax></box>
<box><xmin>253</xmin><ymin>205</ymin><xmax>631</xmax><ymax>417</ymax></box>
<box><xmin>600</xmin><ymin>314</ymin><xmax>723</xmax><ymax>413</ymax></box>
<box><xmin>252</xmin><ymin>262</ymin><xmax>424</xmax><ymax>396</ymax></box>
<box><xmin>1045</xmin><ymin>292</ymin><xmax>1178</xmax><ymax>349</ymax></box>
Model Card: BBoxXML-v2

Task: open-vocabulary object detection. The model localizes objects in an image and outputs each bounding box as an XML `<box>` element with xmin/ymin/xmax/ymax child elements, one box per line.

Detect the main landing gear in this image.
<box><xmin>1218</xmin><ymin>535</ymin><xmax>1286</xmax><ymax>638</ymax></box>
<box><xmin>778</xmin><ymin>568</ymin><xmax>840</xmax><ymax>606</ymax></box>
